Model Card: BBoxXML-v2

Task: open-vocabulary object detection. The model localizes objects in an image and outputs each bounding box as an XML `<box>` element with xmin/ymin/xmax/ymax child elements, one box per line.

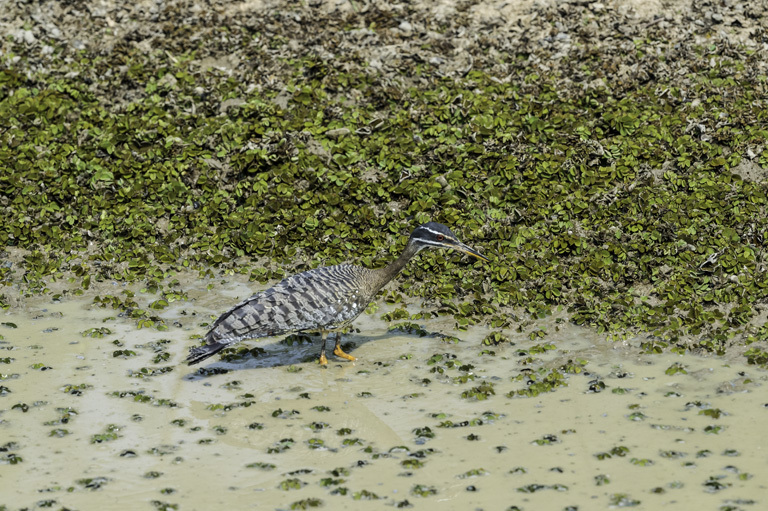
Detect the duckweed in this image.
<box><xmin>352</xmin><ymin>489</ymin><xmax>380</xmax><ymax>500</ymax></box>
<box><xmin>246</xmin><ymin>462</ymin><xmax>275</xmax><ymax>471</ymax></box>
<box><xmin>533</xmin><ymin>434</ymin><xmax>560</xmax><ymax>446</ymax></box>
<box><xmin>76</xmin><ymin>477</ymin><xmax>110</xmax><ymax>490</ymax></box>
<box><xmin>609</xmin><ymin>493</ymin><xmax>641</xmax><ymax>506</ymax></box>
<box><xmin>2</xmin><ymin>0</ymin><xmax>767</xmax><ymax>363</ymax></box>
<box><xmin>279</xmin><ymin>478</ymin><xmax>306</xmax><ymax>491</ymax></box>
<box><xmin>699</xmin><ymin>408</ymin><xmax>725</xmax><ymax>419</ymax></box>
<box><xmin>267</xmin><ymin>439</ymin><xmax>296</xmax><ymax>454</ymax></box>
<box><xmin>289</xmin><ymin>499</ymin><xmax>322</xmax><ymax>510</ymax></box>
<box><xmin>460</xmin><ymin>383</ymin><xmax>495</xmax><ymax>401</ymax></box>
<box><xmin>596</xmin><ymin>446</ymin><xmax>630</xmax><ymax>460</ymax></box>
<box><xmin>595</xmin><ymin>474</ymin><xmax>610</xmax><ymax>486</ymax></box>
<box><xmin>459</xmin><ymin>468</ymin><xmax>488</xmax><ymax>478</ymax></box>
<box><xmin>90</xmin><ymin>424</ymin><xmax>121</xmax><ymax>444</ymax></box>
<box><xmin>410</xmin><ymin>484</ymin><xmax>437</xmax><ymax>497</ymax></box>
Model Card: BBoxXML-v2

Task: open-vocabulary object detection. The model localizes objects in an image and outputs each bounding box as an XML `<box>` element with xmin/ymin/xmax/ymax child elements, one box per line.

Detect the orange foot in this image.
<box><xmin>333</xmin><ymin>346</ymin><xmax>356</xmax><ymax>361</ymax></box>
<box><xmin>319</xmin><ymin>353</ymin><xmax>328</xmax><ymax>365</ymax></box>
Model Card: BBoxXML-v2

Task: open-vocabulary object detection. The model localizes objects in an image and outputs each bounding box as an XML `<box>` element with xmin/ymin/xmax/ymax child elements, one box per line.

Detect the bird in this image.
<box><xmin>187</xmin><ymin>222</ymin><xmax>488</xmax><ymax>366</ymax></box>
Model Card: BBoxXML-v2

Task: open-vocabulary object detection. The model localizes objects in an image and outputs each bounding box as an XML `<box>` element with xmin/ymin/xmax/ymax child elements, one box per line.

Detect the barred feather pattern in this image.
<box><xmin>187</xmin><ymin>264</ymin><xmax>382</xmax><ymax>365</ymax></box>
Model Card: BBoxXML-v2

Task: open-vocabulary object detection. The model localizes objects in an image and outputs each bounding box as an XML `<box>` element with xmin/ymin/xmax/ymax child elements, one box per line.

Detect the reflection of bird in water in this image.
<box><xmin>187</xmin><ymin>222</ymin><xmax>487</xmax><ymax>366</ymax></box>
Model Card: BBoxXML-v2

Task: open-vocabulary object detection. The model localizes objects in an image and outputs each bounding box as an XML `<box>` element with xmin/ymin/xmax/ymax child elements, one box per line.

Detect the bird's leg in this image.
<box><xmin>333</xmin><ymin>332</ymin><xmax>356</xmax><ymax>362</ymax></box>
<box><xmin>318</xmin><ymin>331</ymin><xmax>328</xmax><ymax>365</ymax></box>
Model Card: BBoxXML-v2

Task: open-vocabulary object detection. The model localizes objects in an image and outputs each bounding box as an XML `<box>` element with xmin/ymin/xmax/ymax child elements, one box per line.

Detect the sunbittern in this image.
<box><xmin>187</xmin><ymin>222</ymin><xmax>487</xmax><ymax>366</ymax></box>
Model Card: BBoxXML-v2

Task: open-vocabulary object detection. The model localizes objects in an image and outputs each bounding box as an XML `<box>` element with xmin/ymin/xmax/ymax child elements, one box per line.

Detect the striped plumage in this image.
<box><xmin>188</xmin><ymin>265</ymin><xmax>380</xmax><ymax>365</ymax></box>
<box><xmin>187</xmin><ymin>222</ymin><xmax>487</xmax><ymax>366</ymax></box>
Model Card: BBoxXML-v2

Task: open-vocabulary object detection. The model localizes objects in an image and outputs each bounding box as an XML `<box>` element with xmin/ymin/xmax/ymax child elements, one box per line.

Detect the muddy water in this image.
<box><xmin>1</xmin><ymin>279</ymin><xmax>766</xmax><ymax>510</ymax></box>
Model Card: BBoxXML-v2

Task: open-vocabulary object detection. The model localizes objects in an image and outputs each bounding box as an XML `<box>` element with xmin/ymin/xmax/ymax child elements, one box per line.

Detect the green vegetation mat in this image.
<box><xmin>2</xmin><ymin>1</ymin><xmax>767</xmax><ymax>362</ymax></box>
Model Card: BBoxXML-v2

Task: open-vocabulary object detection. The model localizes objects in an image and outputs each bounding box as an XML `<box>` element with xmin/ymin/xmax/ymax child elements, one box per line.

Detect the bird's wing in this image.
<box><xmin>204</xmin><ymin>264</ymin><xmax>371</xmax><ymax>344</ymax></box>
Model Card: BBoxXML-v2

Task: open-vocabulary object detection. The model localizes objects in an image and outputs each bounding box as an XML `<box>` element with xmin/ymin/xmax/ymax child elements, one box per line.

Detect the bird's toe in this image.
<box><xmin>333</xmin><ymin>346</ymin><xmax>356</xmax><ymax>361</ymax></box>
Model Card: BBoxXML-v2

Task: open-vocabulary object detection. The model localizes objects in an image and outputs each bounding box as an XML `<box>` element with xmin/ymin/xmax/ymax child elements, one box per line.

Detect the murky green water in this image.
<box><xmin>1</xmin><ymin>277</ymin><xmax>766</xmax><ymax>510</ymax></box>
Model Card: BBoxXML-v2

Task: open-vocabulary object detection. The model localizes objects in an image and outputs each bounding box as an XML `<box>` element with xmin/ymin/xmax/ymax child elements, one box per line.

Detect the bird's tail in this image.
<box><xmin>186</xmin><ymin>342</ymin><xmax>227</xmax><ymax>365</ymax></box>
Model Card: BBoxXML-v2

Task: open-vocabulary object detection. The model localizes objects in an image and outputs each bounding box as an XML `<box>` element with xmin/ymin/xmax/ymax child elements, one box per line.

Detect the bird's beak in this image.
<box><xmin>454</xmin><ymin>242</ymin><xmax>489</xmax><ymax>262</ymax></box>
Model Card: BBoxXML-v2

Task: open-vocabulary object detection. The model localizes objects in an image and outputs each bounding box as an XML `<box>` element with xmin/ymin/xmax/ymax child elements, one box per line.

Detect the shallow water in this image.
<box><xmin>1</xmin><ymin>278</ymin><xmax>766</xmax><ymax>510</ymax></box>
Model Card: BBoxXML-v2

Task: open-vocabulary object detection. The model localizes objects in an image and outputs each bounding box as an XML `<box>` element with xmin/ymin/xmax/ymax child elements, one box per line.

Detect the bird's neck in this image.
<box><xmin>373</xmin><ymin>240</ymin><xmax>420</xmax><ymax>290</ymax></box>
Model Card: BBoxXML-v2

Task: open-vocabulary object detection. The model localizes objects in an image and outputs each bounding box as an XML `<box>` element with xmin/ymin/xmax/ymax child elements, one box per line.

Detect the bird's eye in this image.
<box><xmin>436</xmin><ymin>235</ymin><xmax>444</xmax><ymax>241</ymax></box>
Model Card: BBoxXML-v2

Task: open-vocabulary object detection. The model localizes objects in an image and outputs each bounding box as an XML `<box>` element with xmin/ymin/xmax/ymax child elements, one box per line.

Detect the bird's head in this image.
<box><xmin>409</xmin><ymin>222</ymin><xmax>488</xmax><ymax>262</ymax></box>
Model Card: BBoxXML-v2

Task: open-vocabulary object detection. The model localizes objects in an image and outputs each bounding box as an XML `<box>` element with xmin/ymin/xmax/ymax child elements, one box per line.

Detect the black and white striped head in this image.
<box><xmin>408</xmin><ymin>222</ymin><xmax>488</xmax><ymax>262</ymax></box>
